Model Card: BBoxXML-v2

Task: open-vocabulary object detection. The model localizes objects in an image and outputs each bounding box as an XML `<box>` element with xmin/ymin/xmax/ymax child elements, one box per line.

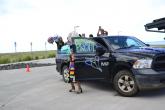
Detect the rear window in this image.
<box><xmin>74</xmin><ymin>38</ymin><xmax>96</xmax><ymax>54</ymax></box>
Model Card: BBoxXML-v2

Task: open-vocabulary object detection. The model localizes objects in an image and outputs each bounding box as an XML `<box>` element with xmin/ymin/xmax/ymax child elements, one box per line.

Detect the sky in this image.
<box><xmin>0</xmin><ymin>0</ymin><xmax>165</xmax><ymax>53</ymax></box>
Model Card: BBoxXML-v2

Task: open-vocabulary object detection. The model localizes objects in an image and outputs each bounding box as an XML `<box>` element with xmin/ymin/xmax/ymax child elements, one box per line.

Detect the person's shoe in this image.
<box><xmin>69</xmin><ymin>89</ymin><xmax>75</xmax><ymax>92</ymax></box>
<box><xmin>76</xmin><ymin>88</ymin><xmax>83</xmax><ymax>94</ymax></box>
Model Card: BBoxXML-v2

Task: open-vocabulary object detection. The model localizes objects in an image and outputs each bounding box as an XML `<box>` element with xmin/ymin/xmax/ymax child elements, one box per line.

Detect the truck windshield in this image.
<box><xmin>105</xmin><ymin>36</ymin><xmax>147</xmax><ymax>50</ymax></box>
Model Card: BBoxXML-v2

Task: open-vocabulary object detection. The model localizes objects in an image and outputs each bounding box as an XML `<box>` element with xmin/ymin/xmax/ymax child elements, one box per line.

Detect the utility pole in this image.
<box><xmin>14</xmin><ymin>42</ymin><xmax>17</xmax><ymax>53</ymax></box>
<box><xmin>45</xmin><ymin>42</ymin><xmax>47</xmax><ymax>51</ymax></box>
<box><xmin>30</xmin><ymin>42</ymin><xmax>32</xmax><ymax>52</ymax></box>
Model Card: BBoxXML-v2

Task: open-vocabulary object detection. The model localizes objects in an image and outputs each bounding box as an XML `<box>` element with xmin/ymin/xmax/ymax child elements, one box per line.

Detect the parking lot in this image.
<box><xmin>0</xmin><ymin>65</ymin><xmax>165</xmax><ymax>110</ymax></box>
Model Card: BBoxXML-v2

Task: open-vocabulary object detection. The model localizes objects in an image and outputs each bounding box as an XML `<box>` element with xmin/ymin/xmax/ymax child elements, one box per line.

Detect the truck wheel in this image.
<box><xmin>113</xmin><ymin>70</ymin><xmax>138</xmax><ymax>97</ymax></box>
<box><xmin>62</xmin><ymin>66</ymin><xmax>70</xmax><ymax>83</ymax></box>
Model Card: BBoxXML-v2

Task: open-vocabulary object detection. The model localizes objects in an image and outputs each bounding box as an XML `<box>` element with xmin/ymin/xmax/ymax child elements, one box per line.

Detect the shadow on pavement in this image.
<box><xmin>59</xmin><ymin>79</ymin><xmax>165</xmax><ymax>97</ymax></box>
<box><xmin>81</xmin><ymin>80</ymin><xmax>114</xmax><ymax>92</ymax></box>
<box><xmin>82</xmin><ymin>81</ymin><xmax>165</xmax><ymax>97</ymax></box>
<box><xmin>137</xmin><ymin>88</ymin><xmax>165</xmax><ymax>98</ymax></box>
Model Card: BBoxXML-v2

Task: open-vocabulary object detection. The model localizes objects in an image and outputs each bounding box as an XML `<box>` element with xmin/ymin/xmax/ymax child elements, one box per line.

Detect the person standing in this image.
<box><xmin>67</xmin><ymin>32</ymin><xmax>82</xmax><ymax>94</ymax></box>
<box><xmin>69</xmin><ymin>48</ymin><xmax>82</xmax><ymax>94</ymax></box>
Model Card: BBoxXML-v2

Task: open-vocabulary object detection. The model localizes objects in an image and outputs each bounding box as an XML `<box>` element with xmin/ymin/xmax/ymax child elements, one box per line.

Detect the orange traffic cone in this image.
<box><xmin>26</xmin><ymin>64</ymin><xmax>30</xmax><ymax>72</ymax></box>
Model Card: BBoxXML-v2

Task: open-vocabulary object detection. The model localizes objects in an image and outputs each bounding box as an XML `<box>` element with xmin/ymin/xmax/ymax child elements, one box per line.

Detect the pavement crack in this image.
<box><xmin>1</xmin><ymin>104</ymin><xmax>6</xmax><ymax>107</ymax></box>
<box><xmin>0</xmin><ymin>104</ymin><xmax>6</xmax><ymax>109</ymax></box>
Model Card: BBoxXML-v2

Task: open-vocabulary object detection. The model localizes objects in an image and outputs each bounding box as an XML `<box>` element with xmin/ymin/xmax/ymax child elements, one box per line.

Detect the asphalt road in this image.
<box><xmin>0</xmin><ymin>66</ymin><xmax>165</xmax><ymax>110</ymax></box>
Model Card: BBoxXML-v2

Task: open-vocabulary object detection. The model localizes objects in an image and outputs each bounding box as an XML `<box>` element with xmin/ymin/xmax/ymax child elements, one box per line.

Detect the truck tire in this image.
<box><xmin>113</xmin><ymin>70</ymin><xmax>138</xmax><ymax>97</ymax></box>
<box><xmin>62</xmin><ymin>66</ymin><xmax>70</xmax><ymax>83</ymax></box>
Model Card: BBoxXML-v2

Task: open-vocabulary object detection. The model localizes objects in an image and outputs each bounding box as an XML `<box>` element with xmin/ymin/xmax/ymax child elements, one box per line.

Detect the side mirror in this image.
<box><xmin>145</xmin><ymin>44</ymin><xmax>150</xmax><ymax>47</ymax></box>
<box><xmin>96</xmin><ymin>46</ymin><xmax>106</xmax><ymax>56</ymax></box>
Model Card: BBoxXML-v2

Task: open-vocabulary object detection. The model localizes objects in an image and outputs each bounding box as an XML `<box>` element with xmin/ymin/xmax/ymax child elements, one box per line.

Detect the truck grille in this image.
<box><xmin>152</xmin><ymin>54</ymin><xmax>165</xmax><ymax>71</ymax></box>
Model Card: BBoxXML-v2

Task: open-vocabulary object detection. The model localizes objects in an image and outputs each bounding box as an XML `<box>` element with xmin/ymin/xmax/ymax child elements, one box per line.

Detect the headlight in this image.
<box><xmin>133</xmin><ymin>59</ymin><xmax>152</xmax><ymax>69</ymax></box>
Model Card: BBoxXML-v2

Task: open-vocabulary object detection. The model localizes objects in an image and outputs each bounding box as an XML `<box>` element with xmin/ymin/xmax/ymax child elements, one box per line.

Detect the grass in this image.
<box><xmin>0</xmin><ymin>50</ymin><xmax>56</xmax><ymax>64</ymax></box>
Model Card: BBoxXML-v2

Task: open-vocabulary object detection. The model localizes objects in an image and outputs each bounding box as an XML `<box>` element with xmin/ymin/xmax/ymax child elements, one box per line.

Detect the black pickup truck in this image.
<box><xmin>56</xmin><ymin>36</ymin><xmax>165</xmax><ymax>96</ymax></box>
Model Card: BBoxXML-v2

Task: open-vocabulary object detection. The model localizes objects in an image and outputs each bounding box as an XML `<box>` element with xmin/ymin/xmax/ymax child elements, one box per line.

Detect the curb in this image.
<box><xmin>0</xmin><ymin>62</ymin><xmax>55</xmax><ymax>70</ymax></box>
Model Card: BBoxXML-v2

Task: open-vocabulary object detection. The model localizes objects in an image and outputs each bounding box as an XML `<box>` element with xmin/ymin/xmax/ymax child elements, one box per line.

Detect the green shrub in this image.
<box><xmin>11</xmin><ymin>59</ymin><xmax>16</xmax><ymax>63</ymax></box>
<box><xmin>22</xmin><ymin>56</ymin><xmax>33</xmax><ymax>61</ymax></box>
<box><xmin>48</xmin><ymin>53</ymin><xmax>55</xmax><ymax>58</ymax></box>
<box><xmin>35</xmin><ymin>56</ymin><xmax>39</xmax><ymax>60</ymax></box>
<box><xmin>0</xmin><ymin>50</ymin><xmax>56</xmax><ymax>64</ymax></box>
<box><xmin>41</xmin><ymin>56</ymin><xmax>45</xmax><ymax>59</ymax></box>
<box><xmin>0</xmin><ymin>58</ymin><xmax>10</xmax><ymax>64</ymax></box>
<box><xmin>18</xmin><ymin>58</ymin><xmax>22</xmax><ymax>62</ymax></box>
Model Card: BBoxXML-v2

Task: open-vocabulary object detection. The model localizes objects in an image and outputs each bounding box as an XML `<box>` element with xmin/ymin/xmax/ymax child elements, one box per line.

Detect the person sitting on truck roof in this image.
<box><xmin>97</xmin><ymin>26</ymin><xmax>108</xmax><ymax>37</ymax></box>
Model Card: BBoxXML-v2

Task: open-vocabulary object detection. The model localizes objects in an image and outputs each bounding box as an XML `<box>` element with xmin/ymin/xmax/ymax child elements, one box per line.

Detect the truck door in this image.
<box><xmin>73</xmin><ymin>38</ymin><xmax>110</xmax><ymax>80</ymax></box>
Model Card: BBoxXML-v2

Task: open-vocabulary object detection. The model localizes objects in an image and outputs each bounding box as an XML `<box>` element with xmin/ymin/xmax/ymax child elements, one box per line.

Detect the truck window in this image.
<box><xmin>126</xmin><ymin>38</ymin><xmax>140</xmax><ymax>47</ymax></box>
<box><xmin>92</xmin><ymin>38</ymin><xmax>108</xmax><ymax>49</ymax></box>
<box><xmin>105</xmin><ymin>36</ymin><xmax>146</xmax><ymax>50</ymax></box>
<box><xmin>74</xmin><ymin>38</ymin><xmax>96</xmax><ymax>54</ymax></box>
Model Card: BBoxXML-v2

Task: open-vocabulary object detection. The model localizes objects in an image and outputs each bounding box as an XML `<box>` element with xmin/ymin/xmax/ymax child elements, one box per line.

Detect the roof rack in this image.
<box><xmin>144</xmin><ymin>17</ymin><xmax>165</xmax><ymax>33</ymax></box>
